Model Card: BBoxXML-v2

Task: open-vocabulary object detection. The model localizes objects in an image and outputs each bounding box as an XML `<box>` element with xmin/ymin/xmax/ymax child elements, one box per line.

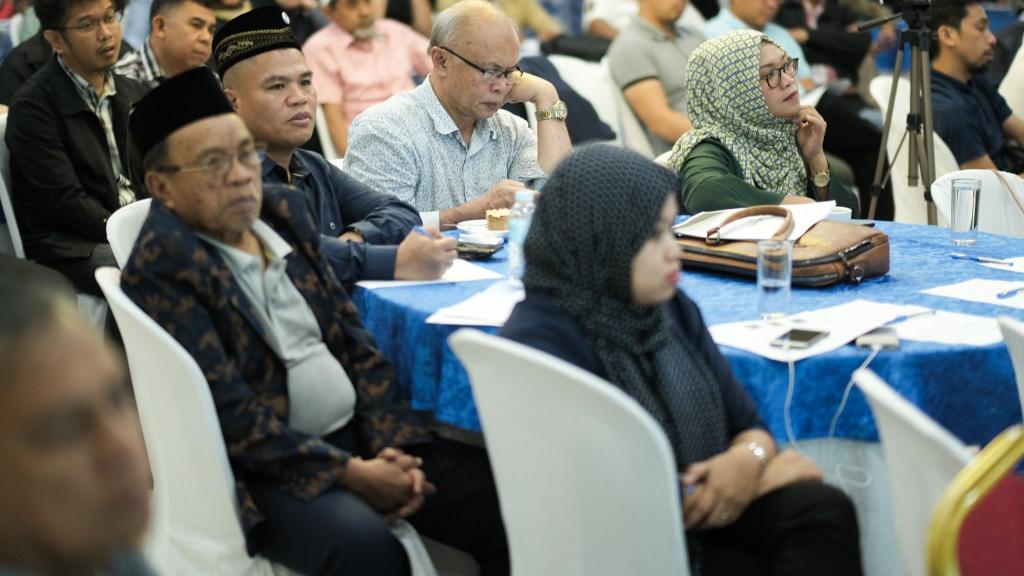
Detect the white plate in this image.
<box><xmin>457</xmin><ymin>219</ymin><xmax>508</xmax><ymax>239</ymax></box>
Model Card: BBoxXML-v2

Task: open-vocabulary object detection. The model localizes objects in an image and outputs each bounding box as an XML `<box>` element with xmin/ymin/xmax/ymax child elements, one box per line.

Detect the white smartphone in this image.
<box><xmin>770</xmin><ymin>328</ymin><xmax>829</xmax><ymax>349</ymax></box>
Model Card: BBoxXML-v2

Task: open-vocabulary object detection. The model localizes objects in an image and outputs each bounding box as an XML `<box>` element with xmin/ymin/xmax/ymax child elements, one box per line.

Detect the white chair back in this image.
<box><xmin>997</xmin><ymin>316</ymin><xmax>1024</xmax><ymax>424</ymax></box>
<box><xmin>546</xmin><ymin>55</ymin><xmax>623</xmax><ymax>146</ymax></box>
<box><xmin>0</xmin><ymin>113</ymin><xmax>24</xmax><ymax>258</ymax></box>
<box><xmin>449</xmin><ymin>329</ymin><xmax>690</xmax><ymax>576</ymax></box>
<box><xmin>316</xmin><ymin>105</ymin><xmax>341</xmax><ymax>161</ymax></box>
<box><xmin>998</xmin><ymin>32</ymin><xmax>1024</xmax><ymax>117</ymax></box>
<box><xmin>869</xmin><ymin>76</ymin><xmax>959</xmax><ymax>224</ymax></box>
<box><xmin>95</xmin><ymin>267</ymin><xmax>279</xmax><ymax>576</ymax></box>
<box><xmin>106</xmin><ymin>198</ymin><xmax>152</xmax><ymax>268</ymax></box>
<box><xmin>853</xmin><ymin>368</ymin><xmax>973</xmax><ymax>576</ymax></box>
<box><xmin>609</xmin><ymin>72</ymin><xmax>656</xmax><ymax>158</ymax></box>
<box><xmin>930</xmin><ymin>170</ymin><xmax>1024</xmax><ymax>236</ymax></box>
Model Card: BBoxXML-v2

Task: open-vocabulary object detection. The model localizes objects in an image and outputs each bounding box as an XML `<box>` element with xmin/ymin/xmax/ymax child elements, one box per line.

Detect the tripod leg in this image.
<box><xmin>868</xmin><ymin>44</ymin><xmax>907</xmax><ymax>220</ymax></box>
<box><xmin>920</xmin><ymin>46</ymin><xmax>938</xmax><ymax>225</ymax></box>
<box><xmin>908</xmin><ymin>45</ymin><xmax>921</xmax><ymax>187</ymax></box>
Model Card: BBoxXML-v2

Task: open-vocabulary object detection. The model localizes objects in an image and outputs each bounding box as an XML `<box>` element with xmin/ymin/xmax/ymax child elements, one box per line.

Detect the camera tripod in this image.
<box><xmin>860</xmin><ymin>3</ymin><xmax>939</xmax><ymax>224</ymax></box>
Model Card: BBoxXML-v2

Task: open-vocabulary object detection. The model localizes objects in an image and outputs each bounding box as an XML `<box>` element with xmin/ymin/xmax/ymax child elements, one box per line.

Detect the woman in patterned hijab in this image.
<box><xmin>667</xmin><ymin>30</ymin><xmax>859</xmax><ymax>215</ymax></box>
<box><xmin>501</xmin><ymin>144</ymin><xmax>863</xmax><ymax>576</ymax></box>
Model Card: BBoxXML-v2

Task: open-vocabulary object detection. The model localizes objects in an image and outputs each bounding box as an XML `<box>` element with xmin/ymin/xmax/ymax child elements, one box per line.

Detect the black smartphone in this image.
<box><xmin>770</xmin><ymin>328</ymin><xmax>829</xmax><ymax>349</ymax></box>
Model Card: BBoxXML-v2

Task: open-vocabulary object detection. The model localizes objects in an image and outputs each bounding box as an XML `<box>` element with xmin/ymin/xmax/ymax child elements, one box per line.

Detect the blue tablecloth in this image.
<box><xmin>353</xmin><ymin>222</ymin><xmax>1024</xmax><ymax>446</ymax></box>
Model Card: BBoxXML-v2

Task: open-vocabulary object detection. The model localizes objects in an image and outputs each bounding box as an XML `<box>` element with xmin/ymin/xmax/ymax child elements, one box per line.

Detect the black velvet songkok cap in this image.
<box><xmin>213</xmin><ymin>6</ymin><xmax>300</xmax><ymax>77</ymax></box>
<box><xmin>130</xmin><ymin>66</ymin><xmax>235</xmax><ymax>160</ymax></box>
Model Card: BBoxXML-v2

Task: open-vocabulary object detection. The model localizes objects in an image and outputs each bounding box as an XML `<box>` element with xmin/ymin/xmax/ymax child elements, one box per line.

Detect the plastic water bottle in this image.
<box><xmin>507</xmin><ymin>190</ymin><xmax>535</xmax><ymax>281</ymax></box>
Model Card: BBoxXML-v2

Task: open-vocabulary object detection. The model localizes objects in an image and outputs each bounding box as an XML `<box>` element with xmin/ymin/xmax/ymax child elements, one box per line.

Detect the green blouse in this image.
<box><xmin>676</xmin><ymin>139</ymin><xmax>860</xmax><ymax>215</ymax></box>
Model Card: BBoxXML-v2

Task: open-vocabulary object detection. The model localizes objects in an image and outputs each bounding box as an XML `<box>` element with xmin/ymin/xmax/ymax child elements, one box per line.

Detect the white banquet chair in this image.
<box><xmin>997</xmin><ymin>31</ymin><xmax>1024</xmax><ymax>117</ymax></box>
<box><xmin>997</xmin><ymin>316</ymin><xmax>1024</xmax><ymax>422</ymax></box>
<box><xmin>930</xmin><ymin>170</ymin><xmax>1024</xmax><ymax>236</ymax></box>
<box><xmin>449</xmin><ymin>329</ymin><xmax>690</xmax><ymax>576</ymax></box>
<box><xmin>106</xmin><ymin>198</ymin><xmax>152</xmax><ymax>268</ymax></box>
<box><xmin>853</xmin><ymin>369</ymin><xmax>973</xmax><ymax>576</ymax></box>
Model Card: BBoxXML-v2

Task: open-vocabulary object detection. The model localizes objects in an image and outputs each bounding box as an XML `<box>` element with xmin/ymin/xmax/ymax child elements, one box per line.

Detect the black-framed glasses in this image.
<box><xmin>61</xmin><ymin>10</ymin><xmax>122</xmax><ymax>35</ymax></box>
<box><xmin>762</xmin><ymin>57</ymin><xmax>799</xmax><ymax>89</ymax></box>
<box><xmin>155</xmin><ymin>145</ymin><xmax>264</xmax><ymax>180</ymax></box>
<box><xmin>439</xmin><ymin>46</ymin><xmax>523</xmax><ymax>83</ymax></box>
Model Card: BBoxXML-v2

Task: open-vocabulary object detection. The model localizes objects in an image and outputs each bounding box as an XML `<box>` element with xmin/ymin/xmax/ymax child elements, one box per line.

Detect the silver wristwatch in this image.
<box><xmin>536</xmin><ymin>100</ymin><xmax>568</xmax><ymax>122</ymax></box>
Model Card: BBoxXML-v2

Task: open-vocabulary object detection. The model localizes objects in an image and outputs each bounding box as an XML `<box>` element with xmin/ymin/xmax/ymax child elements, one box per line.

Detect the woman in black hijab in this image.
<box><xmin>500</xmin><ymin>144</ymin><xmax>863</xmax><ymax>576</ymax></box>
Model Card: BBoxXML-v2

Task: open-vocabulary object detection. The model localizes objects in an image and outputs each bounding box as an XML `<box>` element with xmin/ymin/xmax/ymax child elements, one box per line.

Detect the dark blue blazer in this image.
<box><xmin>121</xmin><ymin>185</ymin><xmax>428</xmax><ymax>542</ymax></box>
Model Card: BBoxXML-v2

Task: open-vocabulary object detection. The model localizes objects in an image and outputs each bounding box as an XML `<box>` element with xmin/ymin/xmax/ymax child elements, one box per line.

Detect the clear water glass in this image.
<box><xmin>950</xmin><ymin>178</ymin><xmax>981</xmax><ymax>247</ymax></box>
<box><xmin>757</xmin><ymin>240</ymin><xmax>793</xmax><ymax>320</ymax></box>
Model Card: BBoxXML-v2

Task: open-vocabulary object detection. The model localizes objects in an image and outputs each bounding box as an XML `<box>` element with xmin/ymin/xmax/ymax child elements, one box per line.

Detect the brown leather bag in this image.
<box><xmin>675</xmin><ymin>206</ymin><xmax>890</xmax><ymax>287</ymax></box>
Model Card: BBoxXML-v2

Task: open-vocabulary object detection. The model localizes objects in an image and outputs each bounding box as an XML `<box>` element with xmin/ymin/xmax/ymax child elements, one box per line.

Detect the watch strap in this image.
<box><xmin>536</xmin><ymin>100</ymin><xmax>567</xmax><ymax>121</ymax></box>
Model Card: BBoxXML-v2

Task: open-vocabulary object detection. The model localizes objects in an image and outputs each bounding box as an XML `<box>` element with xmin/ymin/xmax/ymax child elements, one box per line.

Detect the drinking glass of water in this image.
<box><xmin>757</xmin><ymin>240</ymin><xmax>793</xmax><ymax>320</ymax></box>
<box><xmin>950</xmin><ymin>178</ymin><xmax>981</xmax><ymax>247</ymax></box>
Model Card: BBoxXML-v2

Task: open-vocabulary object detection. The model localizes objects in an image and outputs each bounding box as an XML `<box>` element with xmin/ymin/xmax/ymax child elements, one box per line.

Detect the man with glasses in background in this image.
<box><xmin>6</xmin><ymin>0</ymin><xmax>145</xmax><ymax>296</ymax></box>
<box><xmin>345</xmin><ymin>0</ymin><xmax>572</xmax><ymax>228</ymax></box>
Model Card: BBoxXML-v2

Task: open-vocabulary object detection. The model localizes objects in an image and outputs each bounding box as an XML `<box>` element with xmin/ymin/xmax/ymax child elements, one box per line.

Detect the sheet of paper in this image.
<box><xmin>921</xmin><ymin>279</ymin><xmax>1024</xmax><ymax>310</ymax></box>
<box><xmin>425</xmin><ymin>281</ymin><xmax>525</xmax><ymax>327</ymax></box>
<box><xmin>894</xmin><ymin>311</ymin><xmax>1002</xmax><ymax>346</ymax></box>
<box><xmin>982</xmin><ymin>257</ymin><xmax>1024</xmax><ymax>273</ymax></box>
<box><xmin>673</xmin><ymin>201</ymin><xmax>835</xmax><ymax>242</ymax></box>
<box><xmin>356</xmin><ymin>259</ymin><xmax>504</xmax><ymax>290</ymax></box>
<box><xmin>709</xmin><ymin>299</ymin><xmax>917</xmax><ymax>362</ymax></box>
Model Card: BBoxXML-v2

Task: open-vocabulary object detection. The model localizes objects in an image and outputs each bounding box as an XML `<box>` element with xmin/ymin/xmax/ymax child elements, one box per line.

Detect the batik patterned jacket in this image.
<box><xmin>121</xmin><ymin>185</ymin><xmax>428</xmax><ymax>543</ymax></box>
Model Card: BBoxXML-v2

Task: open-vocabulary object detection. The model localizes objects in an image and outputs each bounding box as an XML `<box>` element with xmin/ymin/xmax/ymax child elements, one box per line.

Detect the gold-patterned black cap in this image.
<box><xmin>213</xmin><ymin>6</ymin><xmax>300</xmax><ymax>77</ymax></box>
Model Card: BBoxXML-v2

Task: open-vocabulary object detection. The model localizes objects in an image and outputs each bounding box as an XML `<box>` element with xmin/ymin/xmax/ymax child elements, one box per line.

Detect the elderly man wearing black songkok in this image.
<box><xmin>121</xmin><ymin>66</ymin><xmax>509</xmax><ymax>576</ymax></box>
<box><xmin>213</xmin><ymin>6</ymin><xmax>455</xmax><ymax>284</ymax></box>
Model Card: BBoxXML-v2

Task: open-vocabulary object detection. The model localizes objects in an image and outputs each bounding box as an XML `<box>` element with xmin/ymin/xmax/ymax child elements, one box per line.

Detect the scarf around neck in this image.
<box><xmin>523</xmin><ymin>144</ymin><xmax>730</xmax><ymax>472</ymax></box>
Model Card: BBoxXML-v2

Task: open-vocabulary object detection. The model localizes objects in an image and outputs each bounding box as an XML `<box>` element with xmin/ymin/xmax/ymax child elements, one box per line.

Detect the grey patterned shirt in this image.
<box><xmin>197</xmin><ymin>220</ymin><xmax>357</xmax><ymax>437</ymax></box>
<box><xmin>58</xmin><ymin>56</ymin><xmax>135</xmax><ymax>207</ymax></box>
<box><xmin>344</xmin><ymin>76</ymin><xmax>547</xmax><ymax>226</ymax></box>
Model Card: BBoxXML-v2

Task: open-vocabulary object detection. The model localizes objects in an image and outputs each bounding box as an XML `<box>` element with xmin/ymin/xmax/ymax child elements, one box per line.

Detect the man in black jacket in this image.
<box><xmin>0</xmin><ymin>0</ymin><xmax>131</xmax><ymax>105</ymax></box>
<box><xmin>6</xmin><ymin>0</ymin><xmax>146</xmax><ymax>295</ymax></box>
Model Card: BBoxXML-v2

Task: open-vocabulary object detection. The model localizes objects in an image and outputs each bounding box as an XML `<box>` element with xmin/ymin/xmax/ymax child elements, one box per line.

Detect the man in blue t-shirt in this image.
<box><xmin>931</xmin><ymin>0</ymin><xmax>1024</xmax><ymax>176</ymax></box>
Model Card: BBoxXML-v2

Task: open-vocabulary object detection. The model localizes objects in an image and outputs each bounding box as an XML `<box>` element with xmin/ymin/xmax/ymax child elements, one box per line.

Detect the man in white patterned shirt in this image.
<box><xmin>114</xmin><ymin>0</ymin><xmax>216</xmax><ymax>91</ymax></box>
<box><xmin>344</xmin><ymin>0</ymin><xmax>572</xmax><ymax>228</ymax></box>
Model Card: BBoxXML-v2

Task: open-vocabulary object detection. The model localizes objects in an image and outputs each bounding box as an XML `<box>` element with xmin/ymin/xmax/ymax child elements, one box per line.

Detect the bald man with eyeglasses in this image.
<box><xmin>345</xmin><ymin>0</ymin><xmax>572</xmax><ymax>229</ymax></box>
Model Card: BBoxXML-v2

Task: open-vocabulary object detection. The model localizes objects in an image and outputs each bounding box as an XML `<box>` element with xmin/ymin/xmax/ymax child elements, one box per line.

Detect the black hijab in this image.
<box><xmin>523</xmin><ymin>144</ymin><xmax>731</xmax><ymax>472</ymax></box>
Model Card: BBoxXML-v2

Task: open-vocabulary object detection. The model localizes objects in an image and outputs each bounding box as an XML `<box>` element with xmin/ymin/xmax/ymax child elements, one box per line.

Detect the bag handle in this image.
<box><xmin>705</xmin><ymin>205</ymin><xmax>795</xmax><ymax>245</ymax></box>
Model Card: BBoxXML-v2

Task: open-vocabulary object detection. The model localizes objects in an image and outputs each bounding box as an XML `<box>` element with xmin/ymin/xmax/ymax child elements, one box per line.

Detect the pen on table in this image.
<box><xmin>885</xmin><ymin>309</ymin><xmax>935</xmax><ymax>325</ymax></box>
<box><xmin>997</xmin><ymin>286</ymin><xmax>1024</xmax><ymax>299</ymax></box>
<box><xmin>950</xmin><ymin>252</ymin><xmax>1015</xmax><ymax>266</ymax></box>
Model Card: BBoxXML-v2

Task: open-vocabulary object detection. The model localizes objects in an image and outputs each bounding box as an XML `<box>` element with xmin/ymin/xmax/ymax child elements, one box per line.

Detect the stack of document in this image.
<box><xmin>426</xmin><ymin>281</ymin><xmax>525</xmax><ymax>327</ymax></box>
<box><xmin>356</xmin><ymin>259</ymin><xmax>503</xmax><ymax>289</ymax></box>
<box><xmin>709</xmin><ymin>299</ymin><xmax>1002</xmax><ymax>362</ymax></box>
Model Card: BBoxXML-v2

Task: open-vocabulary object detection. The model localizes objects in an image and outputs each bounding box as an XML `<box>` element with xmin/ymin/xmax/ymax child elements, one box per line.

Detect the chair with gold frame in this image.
<box><xmin>927</xmin><ymin>425</ymin><xmax>1024</xmax><ymax>576</ymax></box>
